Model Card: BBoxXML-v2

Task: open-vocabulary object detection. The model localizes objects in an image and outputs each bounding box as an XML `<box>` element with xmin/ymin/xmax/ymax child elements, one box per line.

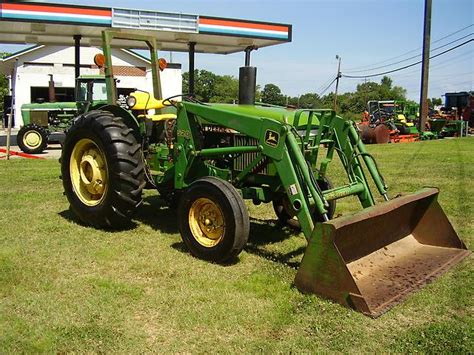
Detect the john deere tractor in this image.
<box><xmin>61</xmin><ymin>30</ymin><xmax>469</xmax><ymax>317</ymax></box>
<box><xmin>18</xmin><ymin>75</ymin><xmax>107</xmax><ymax>154</ymax></box>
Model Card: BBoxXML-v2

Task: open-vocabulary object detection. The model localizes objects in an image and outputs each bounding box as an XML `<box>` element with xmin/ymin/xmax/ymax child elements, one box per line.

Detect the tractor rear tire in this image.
<box><xmin>17</xmin><ymin>123</ymin><xmax>48</xmax><ymax>154</ymax></box>
<box><xmin>178</xmin><ymin>177</ymin><xmax>249</xmax><ymax>263</ymax></box>
<box><xmin>273</xmin><ymin>177</ymin><xmax>336</xmax><ymax>227</ymax></box>
<box><xmin>61</xmin><ymin>110</ymin><xmax>145</xmax><ymax>229</ymax></box>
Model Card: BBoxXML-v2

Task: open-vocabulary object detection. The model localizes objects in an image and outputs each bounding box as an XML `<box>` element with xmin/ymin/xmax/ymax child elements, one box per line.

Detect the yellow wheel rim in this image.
<box><xmin>69</xmin><ymin>138</ymin><xmax>108</xmax><ymax>207</ymax></box>
<box><xmin>23</xmin><ymin>130</ymin><xmax>42</xmax><ymax>149</ymax></box>
<box><xmin>188</xmin><ymin>198</ymin><xmax>225</xmax><ymax>247</ymax></box>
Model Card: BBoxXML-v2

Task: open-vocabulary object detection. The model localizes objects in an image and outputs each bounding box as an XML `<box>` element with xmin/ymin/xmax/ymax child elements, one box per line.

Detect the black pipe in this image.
<box><xmin>188</xmin><ymin>42</ymin><xmax>196</xmax><ymax>96</ymax></box>
<box><xmin>239</xmin><ymin>66</ymin><xmax>257</xmax><ymax>105</ymax></box>
<box><xmin>244</xmin><ymin>45</ymin><xmax>257</xmax><ymax>66</ymax></box>
<box><xmin>73</xmin><ymin>35</ymin><xmax>82</xmax><ymax>79</ymax></box>
<box><xmin>48</xmin><ymin>74</ymin><xmax>56</xmax><ymax>102</ymax></box>
<box><xmin>245</xmin><ymin>49</ymin><xmax>251</xmax><ymax>66</ymax></box>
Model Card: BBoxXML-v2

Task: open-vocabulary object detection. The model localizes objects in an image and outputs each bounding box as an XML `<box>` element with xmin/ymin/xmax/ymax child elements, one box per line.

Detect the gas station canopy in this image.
<box><xmin>0</xmin><ymin>2</ymin><xmax>292</xmax><ymax>54</ymax></box>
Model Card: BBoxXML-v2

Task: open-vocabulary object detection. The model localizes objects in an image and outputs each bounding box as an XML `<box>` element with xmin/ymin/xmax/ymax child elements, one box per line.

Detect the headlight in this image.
<box><xmin>126</xmin><ymin>95</ymin><xmax>137</xmax><ymax>108</ymax></box>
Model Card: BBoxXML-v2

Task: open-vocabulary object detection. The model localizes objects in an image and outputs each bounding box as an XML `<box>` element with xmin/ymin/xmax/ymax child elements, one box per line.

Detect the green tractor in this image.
<box><xmin>368</xmin><ymin>100</ymin><xmax>419</xmax><ymax>134</ymax></box>
<box><xmin>61</xmin><ymin>30</ymin><xmax>469</xmax><ymax>317</ymax></box>
<box><xmin>397</xmin><ymin>100</ymin><xmax>419</xmax><ymax>121</ymax></box>
<box><xmin>18</xmin><ymin>75</ymin><xmax>107</xmax><ymax>154</ymax></box>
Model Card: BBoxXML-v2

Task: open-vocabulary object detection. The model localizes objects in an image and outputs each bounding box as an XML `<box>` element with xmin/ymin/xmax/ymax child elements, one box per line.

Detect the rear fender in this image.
<box><xmin>99</xmin><ymin>104</ymin><xmax>142</xmax><ymax>142</ymax></box>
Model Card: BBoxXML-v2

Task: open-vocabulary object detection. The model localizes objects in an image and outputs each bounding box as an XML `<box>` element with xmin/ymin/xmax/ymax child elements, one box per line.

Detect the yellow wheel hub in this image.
<box><xmin>189</xmin><ymin>198</ymin><xmax>225</xmax><ymax>247</ymax></box>
<box><xmin>70</xmin><ymin>138</ymin><xmax>108</xmax><ymax>207</ymax></box>
<box><xmin>23</xmin><ymin>130</ymin><xmax>42</xmax><ymax>148</ymax></box>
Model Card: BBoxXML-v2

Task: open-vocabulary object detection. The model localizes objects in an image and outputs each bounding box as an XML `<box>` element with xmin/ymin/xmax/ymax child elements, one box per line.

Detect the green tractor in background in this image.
<box><xmin>60</xmin><ymin>30</ymin><xmax>469</xmax><ymax>317</ymax></box>
<box><xmin>18</xmin><ymin>75</ymin><xmax>107</xmax><ymax>154</ymax></box>
<box><xmin>368</xmin><ymin>100</ymin><xmax>419</xmax><ymax>135</ymax></box>
<box><xmin>398</xmin><ymin>100</ymin><xmax>419</xmax><ymax>121</ymax></box>
<box><xmin>366</xmin><ymin>100</ymin><xmax>437</xmax><ymax>142</ymax></box>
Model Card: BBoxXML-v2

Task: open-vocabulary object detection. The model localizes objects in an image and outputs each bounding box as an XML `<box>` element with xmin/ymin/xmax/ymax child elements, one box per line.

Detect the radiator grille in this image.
<box><xmin>233</xmin><ymin>135</ymin><xmax>268</xmax><ymax>174</ymax></box>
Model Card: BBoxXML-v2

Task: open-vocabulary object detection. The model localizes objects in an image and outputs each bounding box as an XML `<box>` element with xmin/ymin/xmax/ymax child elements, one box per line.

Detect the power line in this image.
<box><xmin>345</xmin><ymin>23</ymin><xmax>473</xmax><ymax>71</ymax></box>
<box><xmin>428</xmin><ymin>49</ymin><xmax>473</xmax><ymax>69</ymax></box>
<box><xmin>316</xmin><ymin>75</ymin><xmax>336</xmax><ymax>93</ymax></box>
<box><xmin>342</xmin><ymin>39</ymin><xmax>473</xmax><ymax>79</ymax></box>
<box><xmin>422</xmin><ymin>70</ymin><xmax>472</xmax><ymax>80</ymax></box>
<box><xmin>317</xmin><ymin>77</ymin><xmax>337</xmax><ymax>96</ymax></box>
<box><xmin>388</xmin><ymin>50</ymin><xmax>473</xmax><ymax>79</ymax></box>
<box><xmin>403</xmin><ymin>79</ymin><xmax>473</xmax><ymax>91</ymax></box>
<box><xmin>345</xmin><ymin>33</ymin><xmax>472</xmax><ymax>73</ymax></box>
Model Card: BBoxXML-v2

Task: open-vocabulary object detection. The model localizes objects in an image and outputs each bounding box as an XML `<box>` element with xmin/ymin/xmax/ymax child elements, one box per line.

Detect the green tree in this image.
<box><xmin>255</xmin><ymin>84</ymin><xmax>262</xmax><ymax>102</ymax></box>
<box><xmin>210</xmin><ymin>75</ymin><xmax>239</xmax><ymax>103</ymax></box>
<box><xmin>333</xmin><ymin>76</ymin><xmax>407</xmax><ymax>115</ymax></box>
<box><xmin>298</xmin><ymin>93</ymin><xmax>320</xmax><ymax>109</ymax></box>
<box><xmin>428</xmin><ymin>97</ymin><xmax>442</xmax><ymax>108</ymax></box>
<box><xmin>287</xmin><ymin>96</ymin><xmax>299</xmax><ymax>107</ymax></box>
<box><xmin>182</xmin><ymin>69</ymin><xmax>218</xmax><ymax>102</ymax></box>
<box><xmin>183</xmin><ymin>70</ymin><xmax>242</xmax><ymax>103</ymax></box>
<box><xmin>181</xmin><ymin>69</ymin><xmax>409</xmax><ymax>119</ymax></box>
<box><xmin>0</xmin><ymin>52</ymin><xmax>10</xmax><ymax>113</ymax></box>
<box><xmin>0</xmin><ymin>74</ymin><xmax>8</xmax><ymax>113</ymax></box>
<box><xmin>261</xmin><ymin>83</ymin><xmax>285</xmax><ymax>106</ymax></box>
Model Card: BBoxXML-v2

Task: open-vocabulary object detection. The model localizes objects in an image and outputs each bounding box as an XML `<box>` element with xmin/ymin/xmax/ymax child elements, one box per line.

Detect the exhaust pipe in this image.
<box><xmin>48</xmin><ymin>74</ymin><xmax>56</xmax><ymax>103</ymax></box>
<box><xmin>239</xmin><ymin>66</ymin><xmax>257</xmax><ymax>105</ymax></box>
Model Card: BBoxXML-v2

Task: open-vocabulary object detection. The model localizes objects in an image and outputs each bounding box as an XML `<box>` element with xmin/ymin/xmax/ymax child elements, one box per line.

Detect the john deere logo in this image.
<box><xmin>265</xmin><ymin>130</ymin><xmax>279</xmax><ymax>147</ymax></box>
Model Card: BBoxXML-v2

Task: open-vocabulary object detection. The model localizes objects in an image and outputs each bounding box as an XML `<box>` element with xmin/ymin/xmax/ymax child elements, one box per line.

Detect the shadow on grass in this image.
<box><xmin>58</xmin><ymin>209</ymin><xmax>138</xmax><ymax>231</ymax></box>
<box><xmin>58</xmin><ymin>195</ymin><xmax>179</xmax><ymax>234</ymax></box>
<box><xmin>245</xmin><ymin>217</ymin><xmax>305</xmax><ymax>269</ymax></box>
<box><xmin>165</xmin><ymin>214</ymin><xmax>302</xmax><ymax>268</ymax></box>
<box><xmin>134</xmin><ymin>195</ymin><xmax>179</xmax><ymax>234</ymax></box>
<box><xmin>248</xmin><ymin>217</ymin><xmax>299</xmax><ymax>245</ymax></box>
<box><xmin>169</xmin><ymin>241</ymin><xmax>241</xmax><ymax>266</ymax></box>
<box><xmin>59</xmin><ymin>194</ymin><xmax>305</xmax><ymax>268</ymax></box>
<box><xmin>245</xmin><ymin>244</ymin><xmax>305</xmax><ymax>270</ymax></box>
<box><xmin>58</xmin><ymin>194</ymin><xmax>176</xmax><ymax>232</ymax></box>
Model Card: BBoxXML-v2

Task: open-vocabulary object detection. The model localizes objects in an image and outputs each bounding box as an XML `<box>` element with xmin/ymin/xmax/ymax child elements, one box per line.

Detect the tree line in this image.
<box><xmin>0</xmin><ymin>52</ymin><xmax>10</xmax><ymax>113</ymax></box>
<box><xmin>0</xmin><ymin>65</ymin><xmax>442</xmax><ymax>118</ymax></box>
<box><xmin>183</xmin><ymin>69</ymin><xmax>442</xmax><ymax>120</ymax></box>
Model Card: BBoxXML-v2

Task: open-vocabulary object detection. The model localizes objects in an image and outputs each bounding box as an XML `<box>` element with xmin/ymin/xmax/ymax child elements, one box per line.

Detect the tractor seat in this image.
<box><xmin>139</xmin><ymin>114</ymin><xmax>177</xmax><ymax>122</ymax></box>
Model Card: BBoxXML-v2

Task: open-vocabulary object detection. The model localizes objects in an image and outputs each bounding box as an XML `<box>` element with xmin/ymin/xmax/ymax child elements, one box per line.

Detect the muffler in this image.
<box><xmin>294</xmin><ymin>188</ymin><xmax>470</xmax><ymax>317</ymax></box>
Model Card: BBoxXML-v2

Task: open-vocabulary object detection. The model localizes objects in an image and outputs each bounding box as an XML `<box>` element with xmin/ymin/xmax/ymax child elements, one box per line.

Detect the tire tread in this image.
<box><xmin>61</xmin><ymin>110</ymin><xmax>145</xmax><ymax>229</ymax></box>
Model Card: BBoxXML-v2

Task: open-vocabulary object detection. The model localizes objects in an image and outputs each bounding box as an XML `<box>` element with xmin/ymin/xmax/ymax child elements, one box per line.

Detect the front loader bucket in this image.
<box><xmin>294</xmin><ymin>188</ymin><xmax>470</xmax><ymax>317</ymax></box>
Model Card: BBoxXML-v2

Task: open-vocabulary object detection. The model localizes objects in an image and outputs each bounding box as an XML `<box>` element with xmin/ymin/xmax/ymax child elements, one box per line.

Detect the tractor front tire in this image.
<box><xmin>61</xmin><ymin>110</ymin><xmax>145</xmax><ymax>229</ymax></box>
<box><xmin>178</xmin><ymin>177</ymin><xmax>250</xmax><ymax>263</ymax></box>
<box><xmin>17</xmin><ymin>123</ymin><xmax>48</xmax><ymax>154</ymax></box>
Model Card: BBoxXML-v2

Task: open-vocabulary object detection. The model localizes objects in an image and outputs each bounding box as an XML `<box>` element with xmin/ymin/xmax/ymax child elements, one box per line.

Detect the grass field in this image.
<box><xmin>0</xmin><ymin>138</ymin><xmax>473</xmax><ymax>352</ymax></box>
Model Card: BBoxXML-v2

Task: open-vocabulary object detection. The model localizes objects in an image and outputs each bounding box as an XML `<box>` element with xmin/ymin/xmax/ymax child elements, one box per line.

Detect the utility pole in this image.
<box><xmin>333</xmin><ymin>55</ymin><xmax>342</xmax><ymax>112</ymax></box>
<box><xmin>419</xmin><ymin>0</ymin><xmax>432</xmax><ymax>132</ymax></box>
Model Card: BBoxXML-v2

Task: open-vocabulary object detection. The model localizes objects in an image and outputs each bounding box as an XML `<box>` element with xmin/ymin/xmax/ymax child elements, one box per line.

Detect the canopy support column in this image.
<box><xmin>188</xmin><ymin>42</ymin><xmax>196</xmax><ymax>96</ymax></box>
<box><xmin>73</xmin><ymin>35</ymin><xmax>82</xmax><ymax>79</ymax></box>
<box><xmin>244</xmin><ymin>46</ymin><xmax>256</xmax><ymax>66</ymax></box>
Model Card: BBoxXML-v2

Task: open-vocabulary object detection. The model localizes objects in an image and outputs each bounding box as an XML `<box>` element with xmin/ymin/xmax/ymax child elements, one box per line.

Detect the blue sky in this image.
<box><xmin>1</xmin><ymin>0</ymin><xmax>473</xmax><ymax>100</ymax></box>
